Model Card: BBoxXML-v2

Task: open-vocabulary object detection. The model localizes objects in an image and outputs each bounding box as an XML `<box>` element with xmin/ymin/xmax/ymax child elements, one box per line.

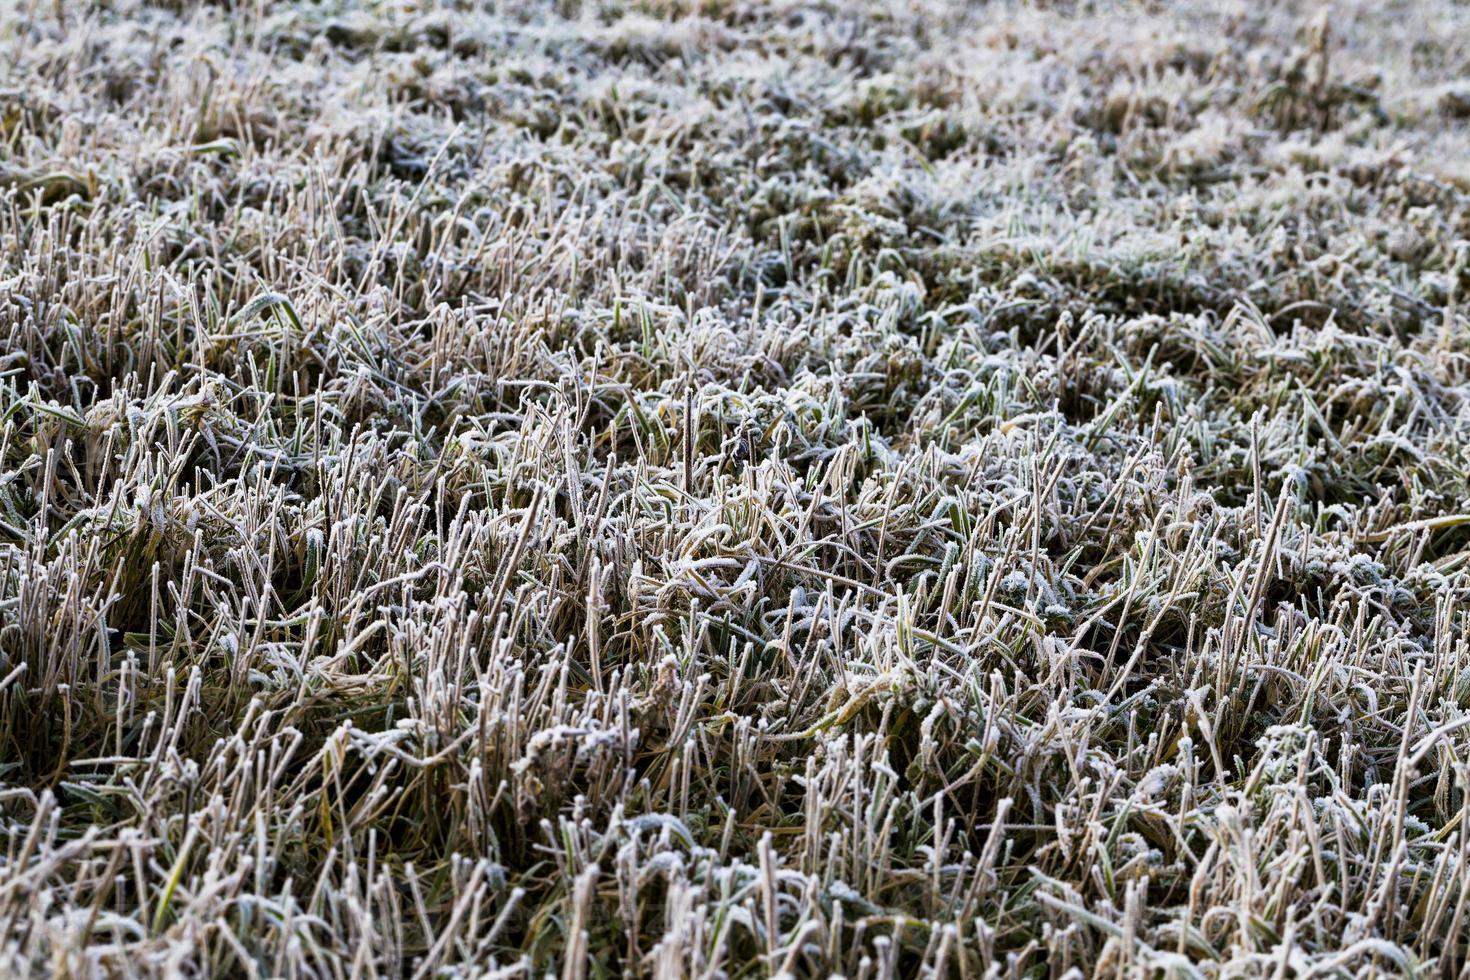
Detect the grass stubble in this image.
<box><xmin>2</xmin><ymin>0</ymin><xmax>1470</xmax><ymax>975</ymax></box>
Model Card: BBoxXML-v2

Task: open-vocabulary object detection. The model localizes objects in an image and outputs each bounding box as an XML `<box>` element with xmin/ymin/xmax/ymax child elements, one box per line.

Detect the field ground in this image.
<box><xmin>4</xmin><ymin>0</ymin><xmax>1470</xmax><ymax>976</ymax></box>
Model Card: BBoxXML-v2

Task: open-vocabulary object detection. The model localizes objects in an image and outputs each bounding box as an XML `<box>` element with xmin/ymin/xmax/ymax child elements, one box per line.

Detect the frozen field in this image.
<box><xmin>3</xmin><ymin>0</ymin><xmax>1470</xmax><ymax>975</ymax></box>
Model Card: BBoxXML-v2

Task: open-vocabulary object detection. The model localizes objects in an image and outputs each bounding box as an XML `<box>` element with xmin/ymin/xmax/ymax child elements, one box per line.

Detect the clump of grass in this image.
<box><xmin>2</xmin><ymin>0</ymin><xmax>1470</xmax><ymax>976</ymax></box>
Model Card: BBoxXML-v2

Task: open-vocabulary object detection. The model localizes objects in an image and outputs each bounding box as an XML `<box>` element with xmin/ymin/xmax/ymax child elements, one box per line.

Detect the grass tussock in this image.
<box><xmin>3</xmin><ymin>0</ymin><xmax>1470</xmax><ymax>975</ymax></box>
